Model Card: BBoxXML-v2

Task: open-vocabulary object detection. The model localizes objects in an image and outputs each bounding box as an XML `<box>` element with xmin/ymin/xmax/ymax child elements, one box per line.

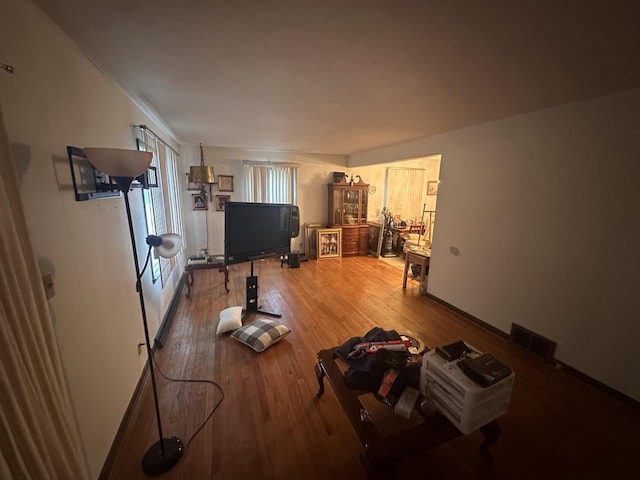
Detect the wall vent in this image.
<box><xmin>510</xmin><ymin>323</ymin><xmax>556</xmax><ymax>362</ymax></box>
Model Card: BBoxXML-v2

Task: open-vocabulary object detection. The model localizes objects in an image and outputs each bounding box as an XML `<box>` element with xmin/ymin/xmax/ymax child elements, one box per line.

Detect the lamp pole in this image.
<box><xmin>118</xmin><ymin>180</ymin><xmax>183</xmax><ymax>475</ymax></box>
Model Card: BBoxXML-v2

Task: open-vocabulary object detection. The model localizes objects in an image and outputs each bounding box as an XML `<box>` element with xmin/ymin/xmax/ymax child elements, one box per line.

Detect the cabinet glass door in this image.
<box><xmin>343</xmin><ymin>189</ymin><xmax>359</xmax><ymax>224</ymax></box>
<box><xmin>360</xmin><ymin>191</ymin><xmax>368</xmax><ymax>223</ymax></box>
<box><xmin>333</xmin><ymin>189</ymin><xmax>342</xmax><ymax>224</ymax></box>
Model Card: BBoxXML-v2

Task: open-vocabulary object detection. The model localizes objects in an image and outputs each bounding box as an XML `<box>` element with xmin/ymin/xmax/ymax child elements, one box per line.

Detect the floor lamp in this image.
<box><xmin>84</xmin><ymin>148</ymin><xmax>184</xmax><ymax>476</ymax></box>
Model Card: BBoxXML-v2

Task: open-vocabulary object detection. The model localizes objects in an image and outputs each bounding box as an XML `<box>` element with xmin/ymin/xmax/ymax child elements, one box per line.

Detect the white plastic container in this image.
<box><xmin>419</xmin><ymin>348</ymin><xmax>514</xmax><ymax>435</ymax></box>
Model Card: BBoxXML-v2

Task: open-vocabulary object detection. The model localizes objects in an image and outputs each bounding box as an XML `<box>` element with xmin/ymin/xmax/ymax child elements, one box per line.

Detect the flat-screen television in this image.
<box><xmin>224</xmin><ymin>202</ymin><xmax>293</xmax><ymax>265</ymax></box>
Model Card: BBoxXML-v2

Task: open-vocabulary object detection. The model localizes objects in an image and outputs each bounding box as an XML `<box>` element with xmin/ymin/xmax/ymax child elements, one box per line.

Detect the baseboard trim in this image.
<box><xmin>154</xmin><ymin>275</ymin><xmax>185</xmax><ymax>348</ymax></box>
<box><xmin>425</xmin><ymin>293</ymin><xmax>639</xmax><ymax>410</ymax></box>
<box><xmin>425</xmin><ymin>293</ymin><xmax>509</xmax><ymax>339</ymax></box>
<box><xmin>555</xmin><ymin>361</ymin><xmax>639</xmax><ymax>409</ymax></box>
<box><xmin>98</xmin><ymin>358</ymin><xmax>150</xmax><ymax>480</ymax></box>
<box><xmin>100</xmin><ymin>277</ymin><xmax>185</xmax><ymax>478</ymax></box>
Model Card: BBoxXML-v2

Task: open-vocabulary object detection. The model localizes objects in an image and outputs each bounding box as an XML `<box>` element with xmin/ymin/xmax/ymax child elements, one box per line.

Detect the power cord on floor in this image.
<box><xmin>150</xmin><ymin>351</ymin><xmax>225</xmax><ymax>451</ymax></box>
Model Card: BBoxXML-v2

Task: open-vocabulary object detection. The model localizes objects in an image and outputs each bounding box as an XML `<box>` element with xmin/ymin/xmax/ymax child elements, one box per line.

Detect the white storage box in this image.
<box><xmin>419</xmin><ymin>347</ymin><xmax>514</xmax><ymax>435</ymax></box>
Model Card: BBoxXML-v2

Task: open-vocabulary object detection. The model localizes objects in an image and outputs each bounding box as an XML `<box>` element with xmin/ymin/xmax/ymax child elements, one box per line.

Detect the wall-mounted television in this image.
<box><xmin>224</xmin><ymin>202</ymin><xmax>295</xmax><ymax>265</ymax></box>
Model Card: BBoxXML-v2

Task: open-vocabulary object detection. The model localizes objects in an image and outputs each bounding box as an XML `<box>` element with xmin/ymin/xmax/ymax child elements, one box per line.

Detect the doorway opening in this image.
<box><xmin>380</xmin><ymin>155</ymin><xmax>440</xmax><ymax>255</ymax></box>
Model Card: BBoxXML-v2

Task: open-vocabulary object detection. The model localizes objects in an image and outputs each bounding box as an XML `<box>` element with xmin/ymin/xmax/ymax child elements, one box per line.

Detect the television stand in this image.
<box><xmin>243</xmin><ymin>261</ymin><xmax>281</xmax><ymax>320</ymax></box>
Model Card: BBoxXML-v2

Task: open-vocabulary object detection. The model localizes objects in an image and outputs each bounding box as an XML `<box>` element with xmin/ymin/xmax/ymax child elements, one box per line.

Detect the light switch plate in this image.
<box><xmin>42</xmin><ymin>273</ymin><xmax>55</xmax><ymax>299</ymax></box>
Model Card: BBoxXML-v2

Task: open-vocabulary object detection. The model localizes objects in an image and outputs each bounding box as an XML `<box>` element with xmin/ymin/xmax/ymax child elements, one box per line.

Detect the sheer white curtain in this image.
<box><xmin>0</xmin><ymin>105</ymin><xmax>89</xmax><ymax>478</ymax></box>
<box><xmin>135</xmin><ymin>127</ymin><xmax>183</xmax><ymax>286</ymax></box>
<box><xmin>244</xmin><ymin>162</ymin><xmax>298</xmax><ymax>204</ymax></box>
<box><xmin>385</xmin><ymin>168</ymin><xmax>425</xmax><ymax>221</ymax></box>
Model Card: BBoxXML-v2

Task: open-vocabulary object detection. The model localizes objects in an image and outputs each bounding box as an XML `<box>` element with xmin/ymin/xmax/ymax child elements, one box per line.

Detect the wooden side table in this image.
<box><xmin>403</xmin><ymin>250</ymin><xmax>430</xmax><ymax>289</ymax></box>
<box><xmin>183</xmin><ymin>254</ymin><xmax>229</xmax><ymax>297</ymax></box>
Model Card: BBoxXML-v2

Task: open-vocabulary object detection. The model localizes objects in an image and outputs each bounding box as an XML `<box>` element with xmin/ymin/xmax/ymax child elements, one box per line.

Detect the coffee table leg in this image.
<box><xmin>315</xmin><ymin>361</ymin><xmax>326</xmax><ymax>397</ymax></box>
<box><xmin>360</xmin><ymin>453</ymin><xmax>396</xmax><ymax>480</ymax></box>
<box><xmin>479</xmin><ymin>420</ymin><xmax>501</xmax><ymax>463</ymax></box>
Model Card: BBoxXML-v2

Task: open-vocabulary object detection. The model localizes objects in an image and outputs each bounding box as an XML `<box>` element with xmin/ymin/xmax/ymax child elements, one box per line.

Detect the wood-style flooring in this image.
<box><xmin>102</xmin><ymin>256</ymin><xmax>640</xmax><ymax>479</ymax></box>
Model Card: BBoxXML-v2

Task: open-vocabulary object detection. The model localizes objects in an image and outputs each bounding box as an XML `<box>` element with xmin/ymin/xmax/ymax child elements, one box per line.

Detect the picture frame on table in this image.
<box><xmin>366</xmin><ymin>222</ymin><xmax>384</xmax><ymax>258</ymax></box>
<box><xmin>215</xmin><ymin>195</ymin><xmax>230</xmax><ymax>211</ymax></box>
<box><xmin>304</xmin><ymin>223</ymin><xmax>325</xmax><ymax>259</ymax></box>
<box><xmin>427</xmin><ymin>181</ymin><xmax>439</xmax><ymax>195</ymax></box>
<box><xmin>317</xmin><ymin>228</ymin><xmax>342</xmax><ymax>259</ymax></box>
<box><xmin>192</xmin><ymin>193</ymin><xmax>207</xmax><ymax>211</ymax></box>
<box><xmin>218</xmin><ymin>175</ymin><xmax>234</xmax><ymax>192</ymax></box>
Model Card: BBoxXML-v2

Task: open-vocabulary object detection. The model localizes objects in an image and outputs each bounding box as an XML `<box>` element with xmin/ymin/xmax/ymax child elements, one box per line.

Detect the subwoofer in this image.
<box><xmin>288</xmin><ymin>252</ymin><xmax>300</xmax><ymax>268</ymax></box>
<box><xmin>290</xmin><ymin>205</ymin><xmax>300</xmax><ymax>238</ymax></box>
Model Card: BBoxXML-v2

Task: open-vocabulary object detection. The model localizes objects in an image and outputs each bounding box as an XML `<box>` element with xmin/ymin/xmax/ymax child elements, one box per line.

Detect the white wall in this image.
<box><xmin>351</xmin><ymin>88</ymin><xmax>640</xmax><ymax>401</ymax></box>
<box><xmin>0</xmin><ymin>0</ymin><xmax>182</xmax><ymax>476</ymax></box>
<box><xmin>177</xmin><ymin>148</ymin><xmax>442</xmax><ymax>260</ymax></box>
<box><xmin>177</xmin><ymin>146</ymin><xmax>348</xmax><ymax>257</ymax></box>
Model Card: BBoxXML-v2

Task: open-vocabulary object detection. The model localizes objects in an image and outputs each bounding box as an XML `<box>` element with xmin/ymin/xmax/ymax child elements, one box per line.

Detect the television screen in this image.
<box><xmin>224</xmin><ymin>202</ymin><xmax>293</xmax><ymax>265</ymax></box>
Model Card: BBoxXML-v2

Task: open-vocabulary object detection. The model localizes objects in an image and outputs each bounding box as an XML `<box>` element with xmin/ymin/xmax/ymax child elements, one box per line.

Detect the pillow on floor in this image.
<box><xmin>216</xmin><ymin>306</ymin><xmax>243</xmax><ymax>334</ymax></box>
<box><xmin>231</xmin><ymin>318</ymin><xmax>291</xmax><ymax>352</ymax></box>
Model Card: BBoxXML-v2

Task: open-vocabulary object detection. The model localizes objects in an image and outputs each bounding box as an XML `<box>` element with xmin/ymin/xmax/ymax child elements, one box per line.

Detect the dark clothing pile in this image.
<box><xmin>334</xmin><ymin>327</ymin><xmax>420</xmax><ymax>397</ymax></box>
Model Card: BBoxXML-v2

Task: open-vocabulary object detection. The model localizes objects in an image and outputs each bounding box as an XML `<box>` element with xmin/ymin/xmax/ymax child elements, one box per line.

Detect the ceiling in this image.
<box><xmin>31</xmin><ymin>0</ymin><xmax>640</xmax><ymax>155</ymax></box>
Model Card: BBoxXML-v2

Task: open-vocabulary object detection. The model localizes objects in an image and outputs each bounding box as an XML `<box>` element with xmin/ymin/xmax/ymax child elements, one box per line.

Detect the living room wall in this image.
<box><xmin>0</xmin><ymin>0</ymin><xmax>183</xmax><ymax>476</ymax></box>
<box><xmin>177</xmin><ymin>145</ymin><xmax>349</xmax><ymax>257</ymax></box>
<box><xmin>177</xmin><ymin>148</ymin><xmax>441</xmax><ymax>260</ymax></box>
<box><xmin>350</xmin><ymin>88</ymin><xmax>640</xmax><ymax>401</ymax></box>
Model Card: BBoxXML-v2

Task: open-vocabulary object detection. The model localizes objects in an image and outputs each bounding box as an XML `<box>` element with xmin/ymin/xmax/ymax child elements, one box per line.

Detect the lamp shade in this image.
<box><xmin>84</xmin><ymin>148</ymin><xmax>152</xmax><ymax>177</ymax></box>
<box><xmin>189</xmin><ymin>165</ymin><xmax>216</xmax><ymax>184</ymax></box>
<box><xmin>146</xmin><ymin>234</ymin><xmax>182</xmax><ymax>258</ymax></box>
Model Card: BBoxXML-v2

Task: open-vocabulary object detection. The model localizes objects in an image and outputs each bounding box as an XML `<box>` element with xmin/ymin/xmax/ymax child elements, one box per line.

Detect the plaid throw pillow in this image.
<box><xmin>231</xmin><ymin>318</ymin><xmax>291</xmax><ymax>352</ymax></box>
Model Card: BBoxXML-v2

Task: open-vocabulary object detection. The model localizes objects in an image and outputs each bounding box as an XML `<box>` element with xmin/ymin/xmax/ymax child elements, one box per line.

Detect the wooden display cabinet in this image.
<box><xmin>328</xmin><ymin>176</ymin><xmax>369</xmax><ymax>256</ymax></box>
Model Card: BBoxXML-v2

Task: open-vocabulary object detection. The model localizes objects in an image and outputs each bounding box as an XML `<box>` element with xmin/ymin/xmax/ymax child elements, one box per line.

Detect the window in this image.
<box><xmin>134</xmin><ymin>127</ymin><xmax>183</xmax><ymax>286</ymax></box>
<box><xmin>384</xmin><ymin>167</ymin><xmax>425</xmax><ymax>222</ymax></box>
<box><xmin>244</xmin><ymin>162</ymin><xmax>298</xmax><ymax>204</ymax></box>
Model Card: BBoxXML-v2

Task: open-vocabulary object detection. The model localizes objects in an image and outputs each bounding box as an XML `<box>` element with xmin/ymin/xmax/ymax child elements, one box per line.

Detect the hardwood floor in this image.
<box><xmin>103</xmin><ymin>256</ymin><xmax>640</xmax><ymax>479</ymax></box>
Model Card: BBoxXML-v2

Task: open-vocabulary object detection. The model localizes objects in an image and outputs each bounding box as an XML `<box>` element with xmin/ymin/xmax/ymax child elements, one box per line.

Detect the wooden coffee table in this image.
<box><xmin>314</xmin><ymin>348</ymin><xmax>500</xmax><ymax>477</ymax></box>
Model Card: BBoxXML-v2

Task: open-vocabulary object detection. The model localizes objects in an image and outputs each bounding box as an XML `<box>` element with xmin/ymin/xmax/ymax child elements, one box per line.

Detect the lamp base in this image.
<box><xmin>141</xmin><ymin>436</ymin><xmax>184</xmax><ymax>476</ymax></box>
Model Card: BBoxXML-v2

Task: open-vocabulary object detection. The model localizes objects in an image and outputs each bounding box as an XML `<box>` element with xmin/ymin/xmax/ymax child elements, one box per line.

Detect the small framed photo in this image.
<box><xmin>215</xmin><ymin>195</ymin><xmax>230</xmax><ymax>211</ymax></box>
<box><xmin>317</xmin><ymin>228</ymin><xmax>342</xmax><ymax>259</ymax></box>
<box><xmin>192</xmin><ymin>193</ymin><xmax>208</xmax><ymax>211</ymax></box>
<box><xmin>366</xmin><ymin>222</ymin><xmax>384</xmax><ymax>258</ymax></box>
<box><xmin>218</xmin><ymin>175</ymin><xmax>234</xmax><ymax>192</ymax></box>
<box><xmin>186</xmin><ymin>173</ymin><xmax>200</xmax><ymax>191</ymax></box>
<box><xmin>427</xmin><ymin>181</ymin><xmax>439</xmax><ymax>195</ymax></box>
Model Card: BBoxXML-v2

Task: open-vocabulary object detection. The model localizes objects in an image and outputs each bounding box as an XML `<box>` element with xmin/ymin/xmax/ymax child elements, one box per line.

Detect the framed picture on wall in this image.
<box><xmin>186</xmin><ymin>173</ymin><xmax>201</xmax><ymax>191</ymax></box>
<box><xmin>215</xmin><ymin>195</ymin><xmax>230</xmax><ymax>211</ymax></box>
<box><xmin>427</xmin><ymin>181</ymin><xmax>439</xmax><ymax>195</ymax></box>
<box><xmin>218</xmin><ymin>175</ymin><xmax>234</xmax><ymax>192</ymax></box>
<box><xmin>366</xmin><ymin>222</ymin><xmax>384</xmax><ymax>257</ymax></box>
<box><xmin>192</xmin><ymin>193</ymin><xmax>207</xmax><ymax>211</ymax></box>
<box><xmin>317</xmin><ymin>228</ymin><xmax>342</xmax><ymax>259</ymax></box>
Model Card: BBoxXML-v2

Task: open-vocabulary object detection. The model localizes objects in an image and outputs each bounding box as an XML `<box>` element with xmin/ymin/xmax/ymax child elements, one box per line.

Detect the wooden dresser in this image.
<box><xmin>340</xmin><ymin>225</ymin><xmax>368</xmax><ymax>256</ymax></box>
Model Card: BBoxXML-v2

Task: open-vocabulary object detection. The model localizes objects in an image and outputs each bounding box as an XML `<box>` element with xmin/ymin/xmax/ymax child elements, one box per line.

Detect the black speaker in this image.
<box><xmin>289</xmin><ymin>252</ymin><xmax>300</xmax><ymax>268</ymax></box>
<box><xmin>290</xmin><ymin>205</ymin><xmax>300</xmax><ymax>238</ymax></box>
